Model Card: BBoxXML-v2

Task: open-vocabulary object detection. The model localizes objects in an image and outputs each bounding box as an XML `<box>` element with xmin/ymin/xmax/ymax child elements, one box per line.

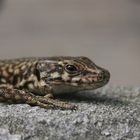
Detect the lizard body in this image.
<box><xmin>0</xmin><ymin>56</ymin><xmax>110</xmax><ymax>109</ymax></box>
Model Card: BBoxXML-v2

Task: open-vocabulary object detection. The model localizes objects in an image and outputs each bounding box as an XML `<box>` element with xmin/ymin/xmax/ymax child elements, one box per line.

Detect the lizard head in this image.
<box><xmin>37</xmin><ymin>57</ymin><xmax>110</xmax><ymax>94</ymax></box>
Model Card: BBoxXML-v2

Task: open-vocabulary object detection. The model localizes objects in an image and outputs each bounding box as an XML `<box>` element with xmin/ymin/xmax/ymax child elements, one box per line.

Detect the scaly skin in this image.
<box><xmin>0</xmin><ymin>56</ymin><xmax>110</xmax><ymax>110</ymax></box>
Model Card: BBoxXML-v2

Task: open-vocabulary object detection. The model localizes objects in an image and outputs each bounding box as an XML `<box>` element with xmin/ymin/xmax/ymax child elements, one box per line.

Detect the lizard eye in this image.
<box><xmin>65</xmin><ymin>64</ymin><xmax>78</xmax><ymax>74</ymax></box>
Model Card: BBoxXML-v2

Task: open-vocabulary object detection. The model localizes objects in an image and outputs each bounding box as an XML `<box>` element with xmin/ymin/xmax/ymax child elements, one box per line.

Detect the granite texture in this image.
<box><xmin>0</xmin><ymin>86</ymin><xmax>140</xmax><ymax>140</ymax></box>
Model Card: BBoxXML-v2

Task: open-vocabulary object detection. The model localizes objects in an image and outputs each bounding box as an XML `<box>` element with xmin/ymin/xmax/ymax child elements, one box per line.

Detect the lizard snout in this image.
<box><xmin>97</xmin><ymin>70</ymin><xmax>110</xmax><ymax>83</ymax></box>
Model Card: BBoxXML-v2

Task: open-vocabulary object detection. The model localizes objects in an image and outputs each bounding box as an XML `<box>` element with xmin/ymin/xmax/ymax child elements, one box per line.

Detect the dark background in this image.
<box><xmin>0</xmin><ymin>0</ymin><xmax>140</xmax><ymax>86</ymax></box>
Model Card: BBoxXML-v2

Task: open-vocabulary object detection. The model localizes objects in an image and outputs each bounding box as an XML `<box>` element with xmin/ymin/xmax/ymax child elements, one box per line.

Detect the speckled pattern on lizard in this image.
<box><xmin>0</xmin><ymin>56</ymin><xmax>110</xmax><ymax>110</ymax></box>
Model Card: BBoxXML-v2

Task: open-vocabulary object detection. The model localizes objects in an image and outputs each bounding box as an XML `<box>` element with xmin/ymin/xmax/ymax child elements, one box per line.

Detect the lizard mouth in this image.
<box><xmin>51</xmin><ymin>69</ymin><xmax>110</xmax><ymax>87</ymax></box>
<box><xmin>51</xmin><ymin>70</ymin><xmax>110</xmax><ymax>94</ymax></box>
<box><xmin>79</xmin><ymin>69</ymin><xmax>110</xmax><ymax>90</ymax></box>
<box><xmin>48</xmin><ymin>68</ymin><xmax>110</xmax><ymax>94</ymax></box>
<box><xmin>81</xmin><ymin>69</ymin><xmax>110</xmax><ymax>86</ymax></box>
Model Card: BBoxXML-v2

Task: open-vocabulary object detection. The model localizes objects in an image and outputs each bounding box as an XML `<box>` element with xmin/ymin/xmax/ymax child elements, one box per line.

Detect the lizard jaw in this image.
<box><xmin>51</xmin><ymin>70</ymin><xmax>110</xmax><ymax>95</ymax></box>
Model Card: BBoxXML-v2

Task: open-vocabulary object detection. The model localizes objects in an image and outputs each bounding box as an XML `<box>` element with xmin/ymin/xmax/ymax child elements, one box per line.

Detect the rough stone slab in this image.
<box><xmin>0</xmin><ymin>86</ymin><xmax>140</xmax><ymax>140</ymax></box>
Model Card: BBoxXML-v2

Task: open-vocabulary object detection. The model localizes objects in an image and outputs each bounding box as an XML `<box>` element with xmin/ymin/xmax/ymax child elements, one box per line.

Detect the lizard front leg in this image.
<box><xmin>0</xmin><ymin>87</ymin><xmax>77</xmax><ymax>110</ymax></box>
<box><xmin>36</xmin><ymin>95</ymin><xmax>77</xmax><ymax>110</ymax></box>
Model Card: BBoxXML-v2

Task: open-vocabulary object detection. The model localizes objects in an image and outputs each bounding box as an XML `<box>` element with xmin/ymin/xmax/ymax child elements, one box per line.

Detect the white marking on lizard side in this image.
<box><xmin>51</xmin><ymin>72</ymin><xmax>60</xmax><ymax>79</ymax></box>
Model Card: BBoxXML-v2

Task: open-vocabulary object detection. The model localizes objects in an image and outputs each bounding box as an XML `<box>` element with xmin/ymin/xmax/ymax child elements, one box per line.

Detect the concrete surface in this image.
<box><xmin>0</xmin><ymin>86</ymin><xmax>140</xmax><ymax>140</ymax></box>
<box><xmin>0</xmin><ymin>1</ymin><xmax>140</xmax><ymax>139</ymax></box>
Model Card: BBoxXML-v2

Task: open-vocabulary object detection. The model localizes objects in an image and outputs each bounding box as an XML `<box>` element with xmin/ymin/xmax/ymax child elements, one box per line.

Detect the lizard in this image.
<box><xmin>0</xmin><ymin>56</ymin><xmax>110</xmax><ymax>110</ymax></box>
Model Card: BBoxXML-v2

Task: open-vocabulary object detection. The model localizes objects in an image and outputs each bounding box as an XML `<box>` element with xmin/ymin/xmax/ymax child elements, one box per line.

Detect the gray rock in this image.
<box><xmin>0</xmin><ymin>86</ymin><xmax>140</xmax><ymax>140</ymax></box>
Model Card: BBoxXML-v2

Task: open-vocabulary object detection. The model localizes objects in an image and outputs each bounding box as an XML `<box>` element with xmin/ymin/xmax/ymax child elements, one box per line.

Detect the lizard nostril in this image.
<box><xmin>97</xmin><ymin>72</ymin><xmax>104</xmax><ymax>81</ymax></box>
<box><xmin>97</xmin><ymin>70</ymin><xmax>110</xmax><ymax>82</ymax></box>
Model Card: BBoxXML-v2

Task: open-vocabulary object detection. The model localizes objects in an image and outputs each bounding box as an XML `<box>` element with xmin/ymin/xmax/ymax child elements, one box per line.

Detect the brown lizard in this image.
<box><xmin>0</xmin><ymin>56</ymin><xmax>110</xmax><ymax>110</ymax></box>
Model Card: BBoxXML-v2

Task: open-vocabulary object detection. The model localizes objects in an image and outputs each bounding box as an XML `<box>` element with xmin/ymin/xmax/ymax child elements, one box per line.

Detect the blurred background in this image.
<box><xmin>0</xmin><ymin>0</ymin><xmax>140</xmax><ymax>86</ymax></box>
